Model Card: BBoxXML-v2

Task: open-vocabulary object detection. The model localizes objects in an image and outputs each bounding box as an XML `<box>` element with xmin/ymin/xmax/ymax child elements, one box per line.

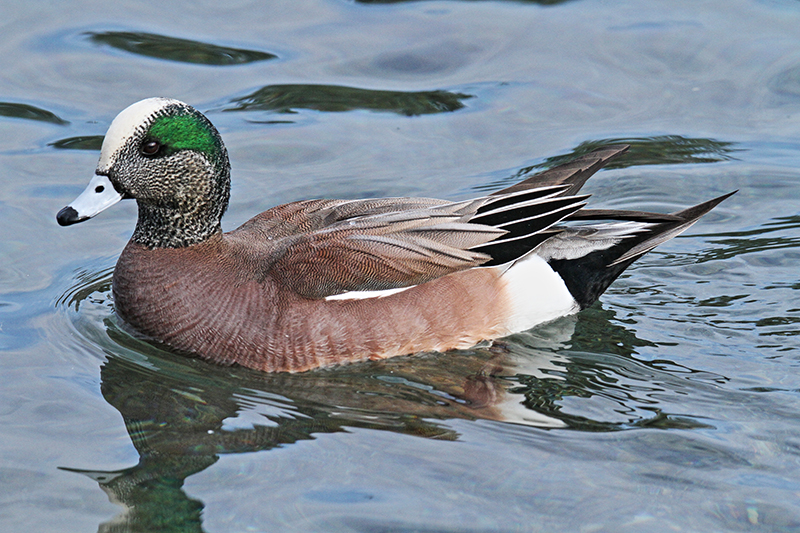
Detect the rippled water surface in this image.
<box><xmin>2</xmin><ymin>0</ymin><xmax>800</xmax><ymax>531</ymax></box>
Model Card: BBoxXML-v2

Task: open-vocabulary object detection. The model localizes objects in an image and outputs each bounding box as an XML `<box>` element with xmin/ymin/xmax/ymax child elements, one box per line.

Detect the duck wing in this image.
<box><xmin>232</xmin><ymin>188</ymin><xmax>588</xmax><ymax>299</ymax></box>
<box><xmin>229</xmin><ymin>145</ymin><xmax>705</xmax><ymax>301</ymax></box>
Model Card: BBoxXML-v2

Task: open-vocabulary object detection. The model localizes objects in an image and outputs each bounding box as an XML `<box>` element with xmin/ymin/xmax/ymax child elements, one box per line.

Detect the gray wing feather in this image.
<box><xmin>535</xmin><ymin>222</ymin><xmax>652</xmax><ymax>261</ymax></box>
<box><xmin>263</xmin><ymin>191</ymin><xmax>584</xmax><ymax>298</ymax></box>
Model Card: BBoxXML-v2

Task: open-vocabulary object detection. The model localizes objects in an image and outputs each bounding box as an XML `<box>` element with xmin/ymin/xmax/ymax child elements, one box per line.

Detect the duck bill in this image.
<box><xmin>57</xmin><ymin>174</ymin><xmax>123</xmax><ymax>226</ymax></box>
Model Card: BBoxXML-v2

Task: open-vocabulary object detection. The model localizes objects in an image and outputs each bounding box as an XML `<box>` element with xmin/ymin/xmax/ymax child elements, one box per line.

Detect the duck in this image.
<box><xmin>57</xmin><ymin>97</ymin><xmax>734</xmax><ymax>372</ymax></box>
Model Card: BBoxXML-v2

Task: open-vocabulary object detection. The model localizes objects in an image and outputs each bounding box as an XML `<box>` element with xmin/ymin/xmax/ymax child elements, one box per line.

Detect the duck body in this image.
<box><xmin>112</xmin><ymin>197</ymin><xmax>575</xmax><ymax>372</ymax></box>
<box><xmin>114</xmin><ymin>233</ymin><xmax>510</xmax><ymax>372</ymax></box>
<box><xmin>57</xmin><ymin>98</ymin><xmax>733</xmax><ymax>372</ymax></box>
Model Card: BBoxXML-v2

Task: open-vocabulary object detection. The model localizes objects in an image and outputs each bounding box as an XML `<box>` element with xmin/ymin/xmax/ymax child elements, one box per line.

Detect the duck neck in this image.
<box><xmin>132</xmin><ymin>197</ymin><xmax>226</xmax><ymax>249</ymax></box>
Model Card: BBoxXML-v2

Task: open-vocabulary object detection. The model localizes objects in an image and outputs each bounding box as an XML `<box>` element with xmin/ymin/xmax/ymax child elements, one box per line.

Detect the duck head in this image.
<box><xmin>57</xmin><ymin>98</ymin><xmax>231</xmax><ymax>249</ymax></box>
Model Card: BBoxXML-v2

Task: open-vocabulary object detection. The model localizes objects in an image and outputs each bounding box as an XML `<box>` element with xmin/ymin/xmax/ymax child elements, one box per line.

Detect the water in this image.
<box><xmin>1</xmin><ymin>0</ymin><xmax>799</xmax><ymax>531</ymax></box>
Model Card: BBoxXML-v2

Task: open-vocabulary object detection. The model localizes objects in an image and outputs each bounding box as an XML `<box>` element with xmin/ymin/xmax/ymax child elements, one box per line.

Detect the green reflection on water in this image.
<box><xmin>473</xmin><ymin>135</ymin><xmax>740</xmax><ymax>193</ymax></box>
<box><xmin>0</xmin><ymin>102</ymin><xmax>69</xmax><ymax>125</ymax></box>
<box><xmin>224</xmin><ymin>84</ymin><xmax>473</xmax><ymax>116</ymax></box>
<box><xmin>48</xmin><ymin>135</ymin><xmax>104</xmax><ymax>150</ymax></box>
<box><xmin>525</xmin><ymin>135</ymin><xmax>738</xmax><ymax>172</ymax></box>
<box><xmin>87</xmin><ymin>31</ymin><xmax>277</xmax><ymax>66</ymax></box>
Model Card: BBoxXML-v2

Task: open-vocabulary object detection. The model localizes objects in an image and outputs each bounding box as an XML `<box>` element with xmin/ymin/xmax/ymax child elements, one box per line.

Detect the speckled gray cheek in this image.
<box><xmin>130</xmin><ymin>150</ymin><xmax>230</xmax><ymax>249</ymax></box>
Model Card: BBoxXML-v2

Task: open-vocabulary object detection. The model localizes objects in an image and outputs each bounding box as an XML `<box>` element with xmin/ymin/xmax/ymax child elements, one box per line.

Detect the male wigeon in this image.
<box><xmin>57</xmin><ymin>98</ymin><xmax>733</xmax><ymax>372</ymax></box>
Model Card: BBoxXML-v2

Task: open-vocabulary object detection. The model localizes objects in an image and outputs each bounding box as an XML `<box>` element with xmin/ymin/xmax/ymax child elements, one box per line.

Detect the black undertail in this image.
<box><xmin>548</xmin><ymin>192</ymin><xmax>736</xmax><ymax>309</ymax></box>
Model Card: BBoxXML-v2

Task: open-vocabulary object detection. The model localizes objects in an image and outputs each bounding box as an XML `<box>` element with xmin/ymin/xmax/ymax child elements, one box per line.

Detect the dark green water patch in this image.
<box><xmin>525</xmin><ymin>136</ymin><xmax>739</xmax><ymax>173</ymax></box>
<box><xmin>0</xmin><ymin>102</ymin><xmax>69</xmax><ymax>125</ymax></box>
<box><xmin>473</xmin><ymin>135</ymin><xmax>740</xmax><ymax>193</ymax></box>
<box><xmin>223</xmin><ymin>84</ymin><xmax>473</xmax><ymax>116</ymax></box>
<box><xmin>49</xmin><ymin>135</ymin><xmax>104</xmax><ymax>150</ymax></box>
<box><xmin>86</xmin><ymin>31</ymin><xmax>277</xmax><ymax>65</ymax></box>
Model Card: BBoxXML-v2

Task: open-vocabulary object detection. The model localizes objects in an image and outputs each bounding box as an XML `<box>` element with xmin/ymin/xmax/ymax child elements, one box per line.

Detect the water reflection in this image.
<box><xmin>58</xmin><ymin>267</ymin><xmax>733</xmax><ymax>531</ymax></box>
<box><xmin>60</xmin><ymin>322</ymin><xmax>525</xmax><ymax>532</ymax></box>
<box><xmin>473</xmin><ymin>135</ymin><xmax>739</xmax><ymax>192</ymax></box>
<box><xmin>506</xmin><ymin>307</ymin><xmax>725</xmax><ymax>432</ymax></box>
<box><xmin>86</xmin><ymin>31</ymin><xmax>277</xmax><ymax>66</ymax></box>
<box><xmin>693</xmin><ymin>215</ymin><xmax>800</xmax><ymax>262</ymax></box>
<box><xmin>675</xmin><ymin>217</ymin><xmax>800</xmax><ymax>344</ymax></box>
<box><xmin>528</xmin><ymin>135</ymin><xmax>738</xmax><ymax>171</ymax></box>
<box><xmin>49</xmin><ymin>135</ymin><xmax>104</xmax><ymax>151</ymax></box>
<box><xmin>223</xmin><ymin>84</ymin><xmax>473</xmax><ymax>116</ymax></box>
<box><xmin>0</xmin><ymin>102</ymin><xmax>69</xmax><ymax>125</ymax></box>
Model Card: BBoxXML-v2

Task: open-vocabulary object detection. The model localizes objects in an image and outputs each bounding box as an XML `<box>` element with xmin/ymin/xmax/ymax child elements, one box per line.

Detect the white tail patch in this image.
<box><xmin>324</xmin><ymin>285</ymin><xmax>417</xmax><ymax>301</ymax></box>
<box><xmin>499</xmin><ymin>254</ymin><xmax>579</xmax><ymax>334</ymax></box>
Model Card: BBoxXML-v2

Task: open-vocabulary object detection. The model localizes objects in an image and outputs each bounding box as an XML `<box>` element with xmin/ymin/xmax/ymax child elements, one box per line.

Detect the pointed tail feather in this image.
<box><xmin>493</xmin><ymin>145</ymin><xmax>630</xmax><ymax>197</ymax></box>
<box><xmin>609</xmin><ymin>190</ymin><xmax>737</xmax><ymax>266</ymax></box>
<box><xmin>546</xmin><ymin>191</ymin><xmax>737</xmax><ymax>308</ymax></box>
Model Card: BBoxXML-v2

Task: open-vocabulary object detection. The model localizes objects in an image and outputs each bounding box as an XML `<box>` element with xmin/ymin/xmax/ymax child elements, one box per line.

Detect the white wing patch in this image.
<box><xmin>324</xmin><ymin>286</ymin><xmax>417</xmax><ymax>301</ymax></box>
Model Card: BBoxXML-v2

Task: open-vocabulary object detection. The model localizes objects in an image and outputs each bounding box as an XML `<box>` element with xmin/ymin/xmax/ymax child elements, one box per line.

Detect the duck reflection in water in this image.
<box><xmin>60</xmin><ymin>306</ymin><xmax>717</xmax><ymax>533</ymax></box>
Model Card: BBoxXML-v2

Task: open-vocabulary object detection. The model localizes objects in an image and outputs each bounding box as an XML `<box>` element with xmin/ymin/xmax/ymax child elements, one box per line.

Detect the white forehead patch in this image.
<box><xmin>97</xmin><ymin>97</ymin><xmax>184</xmax><ymax>171</ymax></box>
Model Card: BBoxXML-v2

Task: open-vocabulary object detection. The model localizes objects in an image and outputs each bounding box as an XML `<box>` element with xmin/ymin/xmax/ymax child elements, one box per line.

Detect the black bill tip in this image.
<box><xmin>56</xmin><ymin>205</ymin><xmax>86</xmax><ymax>226</ymax></box>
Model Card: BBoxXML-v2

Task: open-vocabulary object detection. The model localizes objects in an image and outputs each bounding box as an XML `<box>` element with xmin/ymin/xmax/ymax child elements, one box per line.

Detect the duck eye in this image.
<box><xmin>141</xmin><ymin>140</ymin><xmax>161</xmax><ymax>156</ymax></box>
